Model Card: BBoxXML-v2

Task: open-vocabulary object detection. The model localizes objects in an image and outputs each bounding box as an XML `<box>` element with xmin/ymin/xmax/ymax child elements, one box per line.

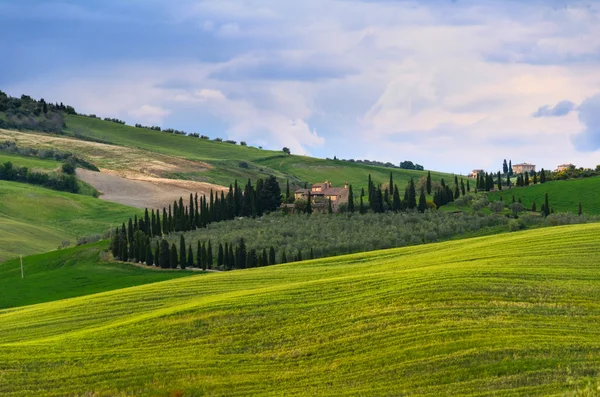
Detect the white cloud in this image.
<box><xmin>128</xmin><ymin>105</ymin><xmax>170</xmax><ymax>124</ymax></box>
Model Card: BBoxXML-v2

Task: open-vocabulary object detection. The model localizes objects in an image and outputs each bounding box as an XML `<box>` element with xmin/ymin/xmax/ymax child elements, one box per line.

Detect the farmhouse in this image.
<box><xmin>295</xmin><ymin>180</ymin><xmax>350</xmax><ymax>211</ymax></box>
<box><xmin>512</xmin><ymin>163</ymin><xmax>536</xmax><ymax>174</ymax></box>
<box><xmin>468</xmin><ymin>169</ymin><xmax>484</xmax><ymax>178</ymax></box>
<box><xmin>556</xmin><ymin>163</ymin><xmax>575</xmax><ymax>172</ymax></box>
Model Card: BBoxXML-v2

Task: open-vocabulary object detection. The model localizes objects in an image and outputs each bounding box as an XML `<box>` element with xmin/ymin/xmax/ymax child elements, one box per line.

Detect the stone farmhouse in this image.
<box><xmin>468</xmin><ymin>169</ymin><xmax>484</xmax><ymax>178</ymax></box>
<box><xmin>295</xmin><ymin>180</ymin><xmax>350</xmax><ymax>211</ymax></box>
<box><xmin>556</xmin><ymin>163</ymin><xmax>575</xmax><ymax>172</ymax></box>
<box><xmin>512</xmin><ymin>163</ymin><xmax>536</xmax><ymax>174</ymax></box>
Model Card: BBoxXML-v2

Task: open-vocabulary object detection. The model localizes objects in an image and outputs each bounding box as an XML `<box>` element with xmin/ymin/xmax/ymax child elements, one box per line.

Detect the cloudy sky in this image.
<box><xmin>1</xmin><ymin>0</ymin><xmax>599</xmax><ymax>173</ymax></box>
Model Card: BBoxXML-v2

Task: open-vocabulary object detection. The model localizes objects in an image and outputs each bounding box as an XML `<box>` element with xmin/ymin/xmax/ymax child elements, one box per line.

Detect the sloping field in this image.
<box><xmin>0</xmin><ymin>242</ymin><xmax>192</xmax><ymax>309</ymax></box>
<box><xmin>1</xmin><ymin>223</ymin><xmax>599</xmax><ymax>396</ymax></box>
<box><xmin>489</xmin><ymin>176</ymin><xmax>600</xmax><ymax>215</ymax></box>
<box><xmin>0</xmin><ymin>180</ymin><xmax>139</xmax><ymax>261</ymax></box>
<box><xmin>64</xmin><ymin>115</ymin><xmax>457</xmax><ymax>190</ymax></box>
<box><xmin>0</xmin><ymin>152</ymin><xmax>60</xmax><ymax>170</ymax></box>
<box><xmin>77</xmin><ymin>169</ymin><xmax>225</xmax><ymax>209</ymax></box>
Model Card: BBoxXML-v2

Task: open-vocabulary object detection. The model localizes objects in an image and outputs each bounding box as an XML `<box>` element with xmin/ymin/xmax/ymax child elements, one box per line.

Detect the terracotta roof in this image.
<box><xmin>295</xmin><ymin>188</ymin><xmax>310</xmax><ymax>194</ymax></box>
<box><xmin>322</xmin><ymin>187</ymin><xmax>348</xmax><ymax>196</ymax></box>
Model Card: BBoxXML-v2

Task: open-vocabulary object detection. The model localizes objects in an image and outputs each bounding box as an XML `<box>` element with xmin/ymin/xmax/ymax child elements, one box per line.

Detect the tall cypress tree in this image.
<box><xmin>426</xmin><ymin>171</ymin><xmax>432</xmax><ymax>195</ymax></box>
<box><xmin>407</xmin><ymin>178</ymin><xmax>417</xmax><ymax>209</ymax></box>
<box><xmin>207</xmin><ymin>241</ymin><xmax>213</xmax><ymax>269</ymax></box>
<box><xmin>159</xmin><ymin>239</ymin><xmax>170</xmax><ymax>269</ymax></box>
<box><xmin>179</xmin><ymin>235</ymin><xmax>186</xmax><ymax>267</ymax></box>
<box><xmin>261</xmin><ymin>248</ymin><xmax>268</xmax><ymax>266</ymax></box>
<box><xmin>306</xmin><ymin>192</ymin><xmax>312</xmax><ymax>214</ymax></box>
<box><xmin>467</xmin><ymin>179</ymin><xmax>470</xmax><ymax>192</ymax></box>
<box><xmin>359</xmin><ymin>195</ymin><xmax>365</xmax><ymax>214</ymax></box>
<box><xmin>392</xmin><ymin>185</ymin><xmax>401</xmax><ymax>212</ymax></box>
<box><xmin>503</xmin><ymin>159</ymin><xmax>508</xmax><ymax>174</ymax></box>
<box><xmin>281</xmin><ymin>250</ymin><xmax>287</xmax><ymax>264</ymax></box>
<box><xmin>509</xmin><ymin>160</ymin><xmax>513</xmax><ymax>176</ymax></box>
<box><xmin>217</xmin><ymin>243</ymin><xmax>224</xmax><ymax>268</ymax></box>
<box><xmin>497</xmin><ymin>171</ymin><xmax>502</xmax><ymax>191</ymax></box>
<box><xmin>533</xmin><ymin>172</ymin><xmax>538</xmax><ymax>185</ymax></box>
<box><xmin>187</xmin><ymin>245</ymin><xmax>193</xmax><ymax>268</ymax></box>
<box><xmin>328</xmin><ymin>197</ymin><xmax>333</xmax><ymax>214</ymax></box>
<box><xmin>238</xmin><ymin>238</ymin><xmax>247</xmax><ymax>269</ymax></box>
<box><xmin>532</xmin><ymin>200</ymin><xmax>537</xmax><ymax>212</ymax></box>
<box><xmin>461</xmin><ymin>178</ymin><xmax>466</xmax><ymax>196</ymax></box>
<box><xmin>347</xmin><ymin>185</ymin><xmax>355</xmax><ymax>213</ymax></box>
<box><xmin>170</xmin><ymin>243</ymin><xmax>179</xmax><ymax>269</ymax></box>
<box><xmin>286</xmin><ymin>179</ymin><xmax>290</xmax><ymax>202</ymax></box>
<box><xmin>524</xmin><ymin>172</ymin><xmax>530</xmax><ymax>186</ymax></box>
<box><xmin>269</xmin><ymin>246</ymin><xmax>276</xmax><ymax>265</ymax></box>
<box><xmin>228</xmin><ymin>244</ymin><xmax>235</xmax><ymax>269</ymax></box>
<box><xmin>418</xmin><ymin>190</ymin><xmax>427</xmax><ymax>213</ymax></box>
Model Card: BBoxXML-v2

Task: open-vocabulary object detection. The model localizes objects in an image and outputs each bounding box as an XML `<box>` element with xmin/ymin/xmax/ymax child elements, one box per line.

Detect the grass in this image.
<box><xmin>488</xmin><ymin>177</ymin><xmax>600</xmax><ymax>215</ymax></box>
<box><xmin>64</xmin><ymin>115</ymin><xmax>457</xmax><ymax>190</ymax></box>
<box><xmin>0</xmin><ymin>242</ymin><xmax>193</xmax><ymax>309</ymax></box>
<box><xmin>1</xmin><ymin>223</ymin><xmax>600</xmax><ymax>396</ymax></box>
<box><xmin>0</xmin><ymin>180</ymin><xmax>140</xmax><ymax>261</ymax></box>
<box><xmin>0</xmin><ymin>152</ymin><xmax>61</xmax><ymax>170</ymax></box>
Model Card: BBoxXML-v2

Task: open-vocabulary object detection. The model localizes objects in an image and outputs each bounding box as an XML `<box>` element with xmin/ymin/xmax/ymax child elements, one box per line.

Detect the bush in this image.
<box><xmin>61</xmin><ymin>162</ymin><xmax>76</xmax><ymax>175</ymax></box>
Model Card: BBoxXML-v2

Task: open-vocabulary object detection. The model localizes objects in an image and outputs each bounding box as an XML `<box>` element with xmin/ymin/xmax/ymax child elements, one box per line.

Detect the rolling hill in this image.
<box><xmin>0</xmin><ymin>242</ymin><xmax>192</xmax><ymax>309</ymax></box>
<box><xmin>0</xmin><ymin>180</ymin><xmax>139</xmax><ymax>261</ymax></box>
<box><xmin>64</xmin><ymin>114</ymin><xmax>455</xmax><ymax>191</ymax></box>
<box><xmin>1</xmin><ymin>223</ymin><xmax>599</xmax><ymax>396</ymax></box>
<box><xmin>488</xmin><ymin>176</ymin><xmax>600</xmax><ymax>215</ymax></box>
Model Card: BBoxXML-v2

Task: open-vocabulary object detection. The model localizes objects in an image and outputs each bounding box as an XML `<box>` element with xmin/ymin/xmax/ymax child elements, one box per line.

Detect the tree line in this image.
<box><xmin>0</xmin><ymin>161</ymin><xmax>80</xmax><ymax>193</ymax></box>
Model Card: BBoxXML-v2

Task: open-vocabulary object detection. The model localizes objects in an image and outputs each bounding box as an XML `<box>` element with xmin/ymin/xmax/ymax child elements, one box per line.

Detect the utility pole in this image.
<box><xmin>20</xmin><ymin>255</ymin><xmax>24</xmax><ymax>279</ymax></box>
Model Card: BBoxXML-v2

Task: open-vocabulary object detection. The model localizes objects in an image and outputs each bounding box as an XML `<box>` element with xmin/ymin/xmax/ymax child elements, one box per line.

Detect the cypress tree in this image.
<box><xmin>328</xmin><ymin>197</ymin><xmax>333</xmax><ymax>214</ymax></box>
<box><xmin>128</xmin><ymin>218</ymin><xmax>134</xmax><ymax>244</ymax></box>
<box><xmin>179</xmin><ymin>235</ymin><xmax>186</xmax><ymax>267</ymax></box>
<box><xmin>154</xmin><ymin>241</ymin><xmax>160</xmax><ymax>267</ymax></box>
<box><xmin>540</xmin><ymin>168</ymin><xmax>546</xmax><ymax>183</ymax></box>
<box><xmin>261</xmin><ymin>249</ymin><xmax>268</xmax><ymax>266</ymax></box>
<box><xmin>503</xmin><ymin>159</ymin><xmax>508</xmax><ymax>174</ymax></box>
<box><xmin>286</xmin><ymin>179</ymin><xmax>290</xmax><ymax>202</ymax></box>
<box><xmin>238</xmin><ymin>238</ymin><xmax>247</xmax><ymax>269</ymax></box>
<box><xmin>223</xmin><ymin>242</ymin><xmax>229</xmax><ymax>270</ymax></box>
<box><xmin>524</xmin><ymin>172</ymin><xmax>529</xmax><ymax>186</ymax></box>
<box><xmin>497</xmin><ymin>171</ymin><xmax>502</xmax><ymax>191</ymax></box>
<box><xmin>506</xmin><ymin>173</ymin><xmax>510</xmax><ymax>188</ymax></box>
<box><xmin>217</xmin><ymin>243</ymin><xmax>224</xmax><ymax>268</ymax></box>
<box><xmin>144</xmin><ymin>208</ymin><xmax>150</xmax><ymax>234</ymax></box>
<box><xmin>162</xmin><ymin>208</ymin><xmax>168</xmax><ymax>235</ymax></box>
<box><xmin>197</xmin><ymin>241</ymin><xmax>203</xmax><ymax>270</ymax></box>
<box><xmin>159</xmin><ymin>239</ymin><xmax>170</xmax><ymax>269</ymax></box>
<box><xmin>454</xmin><ymin>183</ymin><xmax>460</xmax><ymax>199</ymax></box>
<box><xmin>281</xmin><ymin>250</ymin><xmax>288</xmax><ymax>264</ymax></box>
<box><xmin>170</xmin><ymin>243</ymin><xmax>179</xmax><ymax>269</ymax></box>
<box><xmin>426</xmin><ymin>171</ymin><xmax>432</xmax><ymax>195</ymax></box>
<box><xmin>407</xmin><ymin>178</ymin><xmax>417</xmax><ymax>209</ymax></box>
<box><xmin>187</xmin><ymin>245</ymin><xmax>193</xmax><ymax>268</ymax></box>
<box><xmin>155</xmin><ymin>210</ymin><xmax>162</xmax><ymax>236</ymax></box>
<box><xmin>359</xmin><ymin>195</ymin><xmax>365</xmax><ymax>214</ymax></box>
<box><xmin>392</xmin><ymin>185</ymin><xmax>401</xmax><ymax>212</ymax></box>
<box><xmin>543</xmin><ymin>193</ymin><xmax>550</xmax><ymax>217</ymax></box>
<box><xmin>296</xmin><ymin>249</ymin><xmax>302</xmax><ymax>262</ymax></box>
<box><xmin>306</xmin><ymin>192</ymin><xmax>312</xmax><ymax>214</ymax></box>
<box><xmin>461</xmin><ymin>178</ymin><xmax>466</xmax><ymax>196</ymax></box>
<box><xmin>207</xmin><ymin>241</ymin><xmax>213</xmax><ymax>269</ymax></box>
<box><xmin>269</xmin><ymin>246</ymin><xmax>276</xmax><ymax>266</ymax></box>
<box><xmin>384</xmin><ymin>188</ymin><xmax>389</xmax><ymax>207</ymax></box>
<box><xmin>348</xmin><ymin>185</ymin><xmax>355</xmax><ymax>213</ymax></box>
<box><xmin>368</xmin><ymin>174</ymin><xmax>373</xmax><ymax>202</ymax></box>
<box><xmin>389</xmin><ymin>172</ymin><xmax>393</xmax><ymax>195</ymax></box>
<box><xmin>418</xmin><ymin>190</ymin><xmax>427</xmax><ymax>213</ymax></box>
<box><xmin>228</xmin><ymin>244</ymin><xmax>235</xmax><ymax>269</ymax></box>
<box><xmin>247</xmin><ymin>249</ymin><xmax>258</xmax><ymax>268</ymax></box>
<box><xmin>467</xmin><ymin>179</ymin><xmax>470</xmax><ymax>192</ymax></box>
<box><xmin>509</xmin><ymin>160</ymin><xmax>513</xmax><ymax>176</ymax></box>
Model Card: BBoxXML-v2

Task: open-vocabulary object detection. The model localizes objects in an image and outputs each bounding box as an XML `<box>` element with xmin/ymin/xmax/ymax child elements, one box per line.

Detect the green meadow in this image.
<box><xmin>1</xmin><ymin>223</ymin><xmax>599</xmax><ymax>396</ymax></box>
<box><xmin>0</xmin><ymin>242</ymin><xmax>192</xmax><ymax>309</ymax></box>
<box><xmin>0</xmin><ymin>151</ymin><xmax>61</xmax><ymax>170</ymax></box>
<box><xmin>489</xmin><ymin>176</ymin><xmax>600</xmax><ymax>215</ymax></box>
<box><xmin>0</xmin><ymin>180</ymin><xmax>139</xmax><ymax>261</ymax></box>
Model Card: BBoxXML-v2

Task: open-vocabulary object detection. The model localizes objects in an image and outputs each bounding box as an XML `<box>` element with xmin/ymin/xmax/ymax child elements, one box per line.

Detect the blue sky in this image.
<box><xmin>1</xmin><ymin>0</ymin><xmax>600</xmax><ymax>173</ymax></box>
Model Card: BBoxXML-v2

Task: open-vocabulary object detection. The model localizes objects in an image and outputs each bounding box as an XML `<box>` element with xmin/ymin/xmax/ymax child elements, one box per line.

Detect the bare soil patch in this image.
<box><xmin>78</xmin><ymin>169</ymin><xmax>225</xmax><ymax>209</ymax></box>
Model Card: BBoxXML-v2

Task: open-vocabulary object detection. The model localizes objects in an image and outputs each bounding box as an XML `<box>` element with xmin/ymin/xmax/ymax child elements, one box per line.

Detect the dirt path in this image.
<box><xmin>78</xmin><ymin>169</ymin><xmax>226</xmax><ymax>209</ymax></box>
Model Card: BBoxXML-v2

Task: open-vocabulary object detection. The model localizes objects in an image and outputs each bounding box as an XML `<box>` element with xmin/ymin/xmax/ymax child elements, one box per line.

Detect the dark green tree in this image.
<box><xmin>392</xmin><ymin>185</ymin><xmax>401</xmax><ymax>212</ymax></box>
<box><xmin>269</xmin><ymin>246</ymin><xmax>276</xmax><ymax>266</ymax></box>
<box><xmin>146</xmin><ymin>245</ymin><xmax>154</xmax><ymax>266</ymax></box>
<box><xmin>426</xmin><ymin>171</ymin><xmax>432</xmax><ymax>195</ymax></box>
<box><xmin>407</xmin><ymin>178</ymin><xmax>417</xmax><ymax>209</ymax></box>
<box><xmin>207</xmin><ymin>241</ymin><xmax>213</xmax><ymax>269</ymax></box>
<box><xmin>497</xmin><ymin>171</ymin><xmax>502</xmax><ymax>191</ymax></box>
<box><xmin>347</xmin><ymin>185</ymin><xmax>355</xmax><ymax>213</ymax></box>
<box><xmin>187</xmin><ymin>245</ymin><xmax>194</xmax><ymax>268</ymax></box>
<box><xmin>217</xmin><ymin>243</ymin><xmax>224</xmax><ymax>268</ymax></box>
<box><xmin>418</xmin><ymin>190</ymin><xmax>427</xmax><ymax>213</ymax></box>
<box><xmin>170</xmin><ymin>243</ymin><xmax>179</xmax><ymax>269</ymax></box>
<box><xmin>179</xmin><ymin>235</ymin><xmax>186</xmax><ymax>267</ymax></box>
<box><xmin>328</xmin><ymin>197</ymin><xmax>333</xmax><ymax>214</ymax></box>
<box><xmin>159</xmin><ymin>239</ymin><xmax>170</xmax><ymax>269</ymax></box>
<box><xmin>503</xmin><ymin>159</ymin><xmax>508</xmax><ymax>174</ymax></box>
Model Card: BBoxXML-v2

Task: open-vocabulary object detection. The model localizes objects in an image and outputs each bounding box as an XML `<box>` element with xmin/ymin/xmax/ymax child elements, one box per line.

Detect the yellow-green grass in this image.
<box><xmin>1</xmin><ymin>223</ymin><xmax>600</xmax><ymax>396</ymax></box>
<box><xmin>0</xmin><ymin>180</ymin><xmax>140</xmax><ymax>261</ymax></box>
<box><xmin>0</xmin><ymin>152</ymin><xmax>61</xmax><ymax>170</ymax></box>
<box><xmin>0</xmin><ymin>242</ymin><xmax>192</xmax><ymax>309</ymax></box>
<box><xmin>489</xmin><ymin>176</ymin><xmax>600</xmax><ymax>215</ymax></box>
<box><xmin>65</xmin><ymin>115</ymin><xmax>457</xmax><ymax>190</ymax></box>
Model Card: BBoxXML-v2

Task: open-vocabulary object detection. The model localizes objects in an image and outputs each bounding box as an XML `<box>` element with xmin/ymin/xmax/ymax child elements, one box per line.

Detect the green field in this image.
<box><xmin>0</xmin><ymin>181</ymin><xmax>139</xmax><ymax>261</ymax></box>
<box><xmin>0</xmin><ymin>152</ymin><xmax>60</xmax><ymax>170</ymax></box>
<box><xmin>0</xmin><ymin>242</ymin><xmax>192</xmax><ymax>309</ymax></box>
<box><xmin>65</xmin><ymin>115</ymin><xmax>456</xmax><ymax>190</ymax></box>
<box><xmin>489</xmin><ymin>177</ymin><xmax>600</xmax><ymax>215</ymax></box>
<box><xmin>1</xmin><ymin>223</ymin><xmax>599</xmax><ymax>396</ymax></box>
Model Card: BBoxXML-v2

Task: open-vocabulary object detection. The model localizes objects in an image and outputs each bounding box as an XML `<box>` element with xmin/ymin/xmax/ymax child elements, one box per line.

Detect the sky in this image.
<box><xmin>1</xmin><ymin>0</ymin><xmax>599</xmax><ymax>174</ymax></box>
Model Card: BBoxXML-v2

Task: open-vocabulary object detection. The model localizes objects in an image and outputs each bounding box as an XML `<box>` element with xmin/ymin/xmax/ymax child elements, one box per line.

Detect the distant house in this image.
<box><xmin>512</xmin><ymin>163</ymin><xmax>536</xmax><ymax>174</ymax></box>
<box><xmin>295</xmin><ymin>180</ymin><xmax>350</xmax><ymax>211</ymax></box>
<box><xmin>556</xmin><ymin>163</ymin><xmax>575</xmax><ymax>172</ymax></box>
<box><xmin>468</xmin><ymin>169</ymin><xmax>484</xmax><ymax>178</ymax></box>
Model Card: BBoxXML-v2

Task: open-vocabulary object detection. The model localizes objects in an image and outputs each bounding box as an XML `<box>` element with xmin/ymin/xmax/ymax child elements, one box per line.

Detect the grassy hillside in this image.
<box><xmin>0</xmin><ymin>152</ymin><xmax>60</xmax><ymax>170</ymax></box>
<box><xmin>489</xmin><ymin>176</ymin><xmax>600</xmax><ymax>215</ymax></box>
<box><xmin>0</xmin><ymin>242</ymin><xmax>192</xmax><ymax>309</ymax></box>
<box><xmin>1</xmin><ymin>223</ymin><xmax>599</xmax><ymax>396</ymax></box>
<box><xmin>65</xmin><ymin>115</ymin><xmax>456</xmax><ymax>190</ymax></box>
<box><xmin>0</xmin><ymin>180</ymin><xmax>139</xmax><ymax>261</ymax></box>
